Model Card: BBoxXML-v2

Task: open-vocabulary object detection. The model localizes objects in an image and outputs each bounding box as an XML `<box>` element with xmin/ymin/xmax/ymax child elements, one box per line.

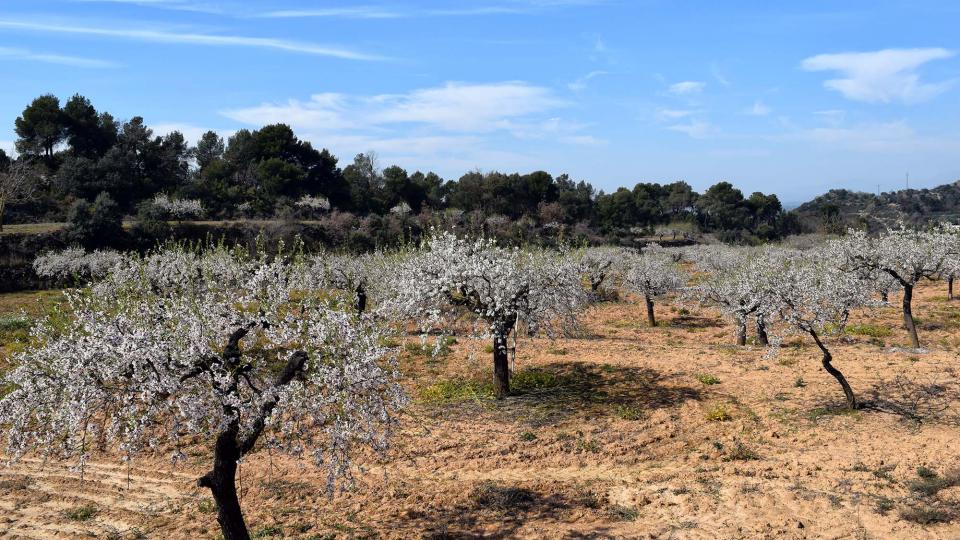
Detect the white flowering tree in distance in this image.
<box><xmin>0</xmin><ymin>245</ymin><xmax>406</xmax><ymax>539</ymax></box>
<box><xmin>389</xmin><ymin>231</ymin><xmax>587</xmax><ymax>398</ymax></box>
<box><xmin>833</xmin><ymin>224</ymin><xmax>955</xmax><ymax>348</ymax></box>
<box><xmin>765</xmin><ymin>248</ymin><xmax>876</xmax><ymax>409</ymax></box>
<box><xmin>621</xmin><ymin>244</ymin><xmax>687</xmax><ymax>326</ymax></box>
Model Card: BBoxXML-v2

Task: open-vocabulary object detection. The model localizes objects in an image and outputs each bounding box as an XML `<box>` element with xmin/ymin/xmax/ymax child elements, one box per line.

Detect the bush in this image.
<box><xmin>65</xmin><ymin>192</ymin><xmax>123</xmax><ymax>248</ymax></box>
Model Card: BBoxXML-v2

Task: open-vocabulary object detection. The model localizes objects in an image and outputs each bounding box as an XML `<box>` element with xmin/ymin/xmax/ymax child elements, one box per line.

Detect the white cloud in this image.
<box><xmin>0</xmin><ymin>140</ymin><xmax>14</xmax><ymax>155</ymax></box>
<box><xmin>814</xmin><ymin>109</ymin><xmax>846</xmax><ymax>126</ymax></box>
<box><xmin>711</xmin><ymin>63</ymin><xmax>731</xmax><ymax>87</ymax></box>
<box><xmin>567</xmin><ymin>70</ymin><xmax>609</xmax><ymax>92</ymax></box>
<box><xmin>784</xmin><ymin>120</ymin><xmax>960</xmax><ymax>154</ymax></box>
<box><xmin>221</xmin><ymin>82</ymin><xmax>597</xmax><ymax>176</ymax></box>
<box><xmin>667</xmin><ymin>121</ymin><xmax>714</xmax><ymax>139</ymax></box>
<box><xmin>0</xmin><ymin>46</ymin><xmax>118</xmax><ymax>68</ymax></box>
<box><xmin>747</xmin><ymin>101</ymin><xmax>771</xmax><ymax>116</ymax></box>
<box><xmin>258</xmin><ymin>7</ymin><xmax>403</xmax><ymax>19</ymax></box>
<box><xmin>668</xmin><ymin>81</ymin><xmax>705</xmax><ymax>95</ymax></box>
<box><xmin>656</xmin><ymin>108</ymin><xmax>697</xmax><ymax>120</ymax></box>
<box><xmin>0</xmin><ymin>19</ymin><xmax>384</xmax><ymax>61</ymax></box>
<box><xmin>801</xmin><ymin>48</ymin><xmax>954</xmax><ymax>103</ymax></box>
<box><xmin>223</xmin><ymin>82</ymin><xmax>568</xmax><ymax>134</ymax></box>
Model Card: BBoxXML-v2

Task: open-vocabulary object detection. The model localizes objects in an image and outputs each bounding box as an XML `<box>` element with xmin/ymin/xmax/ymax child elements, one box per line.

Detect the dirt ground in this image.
<box><xmin>1</xmin><ymin>282</ymin><xmax>959</xmax><ymax>539</ymax></box>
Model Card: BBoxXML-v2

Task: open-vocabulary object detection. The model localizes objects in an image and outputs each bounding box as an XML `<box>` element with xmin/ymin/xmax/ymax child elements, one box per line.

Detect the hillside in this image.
<box><xmin>793</xmin><ymin>180</ymin><xmax>960</xmax><ymax>232</ymax></box>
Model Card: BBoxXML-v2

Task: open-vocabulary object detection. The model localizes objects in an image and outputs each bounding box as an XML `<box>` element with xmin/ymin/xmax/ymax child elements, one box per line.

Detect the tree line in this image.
<box><xmin>3</xmin><ymin>93</ymin><xmax>799</xmax><ymax>244</ymax></box>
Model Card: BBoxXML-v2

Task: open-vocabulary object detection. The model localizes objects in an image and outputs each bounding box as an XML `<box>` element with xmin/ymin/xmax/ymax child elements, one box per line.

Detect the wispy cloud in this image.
<box><xmin>668</xmin><ymin>80</ymin><xmax>705</xmax><ymax>95</ymax></box>
<box><xmin>788</xmin><ymin>120</ymin><xmax>960</xmax><ymax>153</ymax></box>
<box><xmin>257</xmin><ymin>6</ymin><xmax>404</xmax><ymax>19</ymax></box>
<box><xmin>656</xmin><ymin>108</ymin><xmax>697</xmax><ymax>120</ymax></box>
<box><xmin>255</xmin><ymin>1</ymin><xmax>605</xmax><ymax>19</ymax></box>
<box><xmin>801</xmin><ymin>48</ymin><xmax>954</xmax><ymax>103</ymax></box>
<box><xmin>567</xmin><ymin>70</ymin><xmax>609</xmax><ymax>92</ymax></box>
<box><xmin>223</xmin><ymin>82</ymin><xmax>568</xmax><ymax>133</ymax></box>
<box><xmin>0</xmin><ymin>19</ymin><xmax>384</xmax><ymax>61</ymax></box>
<box><xmin>71</xmin><ymin>0</ymin><xmax>224</xmax><ymax>14</ymax></box>
<box><xmin>0</xmin><ymin>46</ymin><xmax>118</xmax><ymax>68</ymax></box>
<box><xmin>746</xmin><ymin>101</ymin><xmax>771</xmax><ymax>116</ymax></box>
<box><xmin>667</xmin><ymin>120</ymin><xmax>714</xmax><ymax>139</ymax></box>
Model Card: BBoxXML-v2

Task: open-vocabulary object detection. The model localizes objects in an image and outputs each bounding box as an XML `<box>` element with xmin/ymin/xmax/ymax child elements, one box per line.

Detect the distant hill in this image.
<box><xmin>791</xmin><ymin>180</ymin><xmax>960</xmax><ymax>232</ymax></box>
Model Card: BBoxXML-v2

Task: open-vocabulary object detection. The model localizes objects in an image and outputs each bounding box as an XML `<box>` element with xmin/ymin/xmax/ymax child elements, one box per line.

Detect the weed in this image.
<box><xmin>471</xmin><ymin>482</ymin><xmax>535</xmax><ymax>513</ymax></box>
<box><xmin>576</xmin><ymin>438</ymin><xmax>601</xmax><ymax>453</ymax></box>
<box><xmin>419</xmin><ymin>378</ymin><xmax>493</xmax><ymax>404</ymax></box>
<box><xmin>907</xmin><ymin>469</ymin><xmax>958</xmax><ymax>497</ymax></box>
<box><xmin>547</xmin><ymin>347</ymin><xmax>568</xmax><ymax>355</ymax></box>
<box><xmin>252</xmin><ymin>525</ymin><xmax>284</xmax><ymax>538</ymax></box>
<box><xmin>613</xmin><ymin>403</ymin><xmax>645</xmax><ymax>421</ymax></box>
<box><xmin>519</xmin><ymin>431</ymin><xmax>537</xmax><ymax>441</ymax></box>
<box><xmin>845</xmin><ymin>323</ymin><xmax>893</xmax><ymax>338</ymax></box>
<box><xmin>723</xmin><ymin>440</ymin><xmax>759</xmax><ymax>461</ymax></box>
<box><xmin>64</xmin><ymin>503</ymin><xmax>98</xmax><ymax>521</ymax></box>
<box><xmin>511</xmin><ymin>368</ymin><xmax>563</xmax><ymax>394</ymax></box>
<box><xmin>608</xmin><ymin>504</ymin><xmax>639</xmax><ymax>521</ymax></box>
<box><xmin>197</xmin><ymin>498</ymin><xmax>216</xmax><ymax>514</ymax></box>
<box><xmin>794</xmin><ymin>377</ymin><xmax>806</xmax><ymax>388</ymax></box>
<box><xmin>873</xmin><ymin>495</ymin><xmax>895</xmax><ymax>515</ymax></box>
<box><xmin>696</xmin><ymin>373</ymin><xmax>720</xmax><ymax>385</ymax></box>
<box><xmin>900</xmin><ymin>503</ymin><xmax>953</xmax><ymax>524</ymax></box>
<box><xmin>706</xmin><ymin>405</ymin><xmax>731</xmax><ymax>422</ymax></box>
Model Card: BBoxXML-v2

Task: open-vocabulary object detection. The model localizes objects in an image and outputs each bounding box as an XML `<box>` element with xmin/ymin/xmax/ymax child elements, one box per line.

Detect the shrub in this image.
<box><xmin>696</xmin><ymin>373</ymin><xmax>721</xmax><ymax>385</ymax></box>
<box><xmin>706</xmin><ymin>405</ymin><xmax>731</xmax><ymax>422</ymax></box>
<box><xmin>65</xmin><ymin>192</ymin><xmax>123</xmax><ymax>248</ymax></box>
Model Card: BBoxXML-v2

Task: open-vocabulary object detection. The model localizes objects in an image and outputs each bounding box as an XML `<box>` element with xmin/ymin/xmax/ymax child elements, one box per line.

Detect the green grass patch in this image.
<box><xmin>607</xmin><ymin>504</ymin><xmax>639</xmax><ymax>521</ymax></box>
<box><xmin>404</xmin><ymin>336</ymin><xmax>457</xmax><ymax>358</ymax></box>
<box><xmin>696</xmin><ymin>373</ymin><xmax>720</xmax><ymax>385</ymax></box>
<box><xmin>64</xmin><ymin>503</ymin><xmax>98</xmax><ymax>521</ymax></box>
<box><xmin>511</xmin><ymin>368</ymin><xmax>565</xmax><ymax>394</ymax></box>
<box><xmin>845</xmin><ymin>323</ymin><xmax>892</xmax><ymax>338</ymax></box>
<box><xmin>613</xmin><ymin>403</ymin><xmax>645</xmax><ymax>421</ymax></box>
<box><xmin>419</xmin><ymin>377</ymin><xmax>493</xmax><ymax>404</ymax></box>
<box><xmin>705</xmin><ymin>405</ymin><xmax>731</xmax><ymax>422</ymax></box>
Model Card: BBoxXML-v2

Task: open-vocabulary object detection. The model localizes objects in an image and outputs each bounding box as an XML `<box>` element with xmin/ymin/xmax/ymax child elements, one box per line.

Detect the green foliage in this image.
<box><xmin>510</xmin><ymin>368</ymin><xmax>564</xmax><ymax>394</ymax></box>
<box><xmin>419</xmin><ymin>378</ymin><xmax>493</xmax><ymax>404</ymax></box>
<box><xmin>613</xmin><ymin>404</ymin><xmax>645</xmax><ymax>421</ymax></box>
<box><xmin>63</xmin><ymin>503</ymin><xmax>98</xmax><ymax>521</ymax></box>
<box><xmin>696</xmin><ymin>373</ymin><xmax>721</xmax><ymax>385</ymax></box>
<box><xmin>845</xmin><ymin>323</ymin><xmax>893</xmax><ymax>338</ymax></box>
<box><xmin>65</xmin><ymin>191</ymin><xmax>123</xmax><ymax>248</ymax></box>
<box><xmin>705</xmin><ymin>405</ymin><xmax>731</xmax><ymax>422</ymax></box>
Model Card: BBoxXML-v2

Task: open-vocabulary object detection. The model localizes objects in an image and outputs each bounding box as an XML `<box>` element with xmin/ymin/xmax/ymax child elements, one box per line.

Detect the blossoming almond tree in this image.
<box><xmin>622</xmin><ymin>245</ymin><xmax>687</xmax><ymax>326</ymax></box>
<box><xmin>33</xmin><ymin>247</ymin><xmax>124</xmax><ymax>283</ymax></box>
<box><xmin>0</xmin><ymin>246</ymin><xmax>405</xmax><ymax>540</ymax></box>
<box><xmin>389</xmin><ymin>231</ymin><xmax>587</xmax><ymax>398</ymax></box>
<box><xmin>578</xmin><ymin>246</ymin><xmax>631</xmax><ymax>296</ymax></box>
<box><xmin>834</xmin><ymin>224</ymin><xmax>954</xmax><ymax>348</ymax></box>
<box><xmin>765</xmin><ymin>249</ymin><xmax>876</xmax><ymax>409</ymax></box>
<box><xmin>692</xmin><ymin>247</ymin><xmax>781</xmax><ymax>346</ymax></box>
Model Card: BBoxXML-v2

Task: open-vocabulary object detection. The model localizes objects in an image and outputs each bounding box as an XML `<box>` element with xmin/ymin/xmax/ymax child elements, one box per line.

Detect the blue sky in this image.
<box><xmin>1</xmin><ymin>0</ymin><xmax>958</xmax><ymax>202</ymax></box>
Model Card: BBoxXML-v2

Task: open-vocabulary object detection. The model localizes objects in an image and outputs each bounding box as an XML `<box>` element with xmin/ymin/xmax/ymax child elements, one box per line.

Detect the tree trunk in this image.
<box><xmin>644</xmin><ymin>294</ymin><xmax>656</xmax><ymax>327</ymax></box>
<box><xmin>756</xmin><ymin>314</ymin><xmax>769</xmax><ymax>346</ymax></box>
<box><xmin>492</xmin><ymin>331</ymin><xmax>510</xmax><ymax>399</ymax></box>
<box><xmin>198</xmin><ymin>428</ymin><xmax>250</xmax><ymax>540</ymax></box>
<box><xmin>880</xmin><ymin>290</ymin><xmax>889</xmax><ymax>303</ymax></box>
<box><xmin>735</xmin><ymin>319</ymin><xmax>747</xmax><ymax>346</ymax></box>
<box><xmin>810</xmin><ymin>330</ymin><xmax>857</xmax><ymax>409</ymax></box>
<box><xmin>949</xmin><ymin>276</ymin><xmax>955</xmax><ymax>301</ymax></box>
<box><xmin>0</xmin><ymin>197</ymin><xmax>5</xmax><ymax>232</ymax></box>
<box><xmin>902</xmin><ymin>284</ymin><xmax>920</xmax><ymax>348</ymax></box>
<box><xmin>355</xmin><ymin>284</ymin><xmax>367</xmax><ymax>314</ymax></box>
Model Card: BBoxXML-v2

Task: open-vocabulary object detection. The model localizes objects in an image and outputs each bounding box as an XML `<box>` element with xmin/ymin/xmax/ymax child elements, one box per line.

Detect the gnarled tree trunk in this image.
<box><xmin>902</xmin><ymin>284</ymin><xmax>920</xmax><ymax>348</ymax></box>
<box><xmin>949</xmin><ymin>275</ymin><xmax>955</xmax><ymax>301</ymax></box>
<box><xmin>644</xmin><ymin>294</ymin><xmax>656</xmax><ymax>327</ymax></box>
<box><xmin>355</xmin><ymin>284</ymin><xmax>367</xmax><ymax>314</ymax></box>
<box><xmin>810</xmin><ymin>330</ymin><xmax>857</xmax><ymax>409</ymax></box>
<box><xmin>735</xmin><ymin>318</ymin><xmax>747</xmax><ymax>346</ymax></box>
<box><xmin>198</xmin><ymin>427</ymin><xmax>249</xmax><ymax>540</ymax></box>
<box><xmin>492</xmin><ymin>330</ymin><xmax>510</xmax><ymax>399</ymax></box>
<box><xmin>756</xmin><ymin>314</ymin><xmax>769</xmax><ymax>346</ymax></box>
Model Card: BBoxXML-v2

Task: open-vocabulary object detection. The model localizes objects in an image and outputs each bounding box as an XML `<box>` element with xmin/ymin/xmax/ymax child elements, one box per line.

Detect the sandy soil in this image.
<box><xmin>1</xmin><ymin>282</ymin><xmax>959</xmax><ymax>539</ymax></box>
